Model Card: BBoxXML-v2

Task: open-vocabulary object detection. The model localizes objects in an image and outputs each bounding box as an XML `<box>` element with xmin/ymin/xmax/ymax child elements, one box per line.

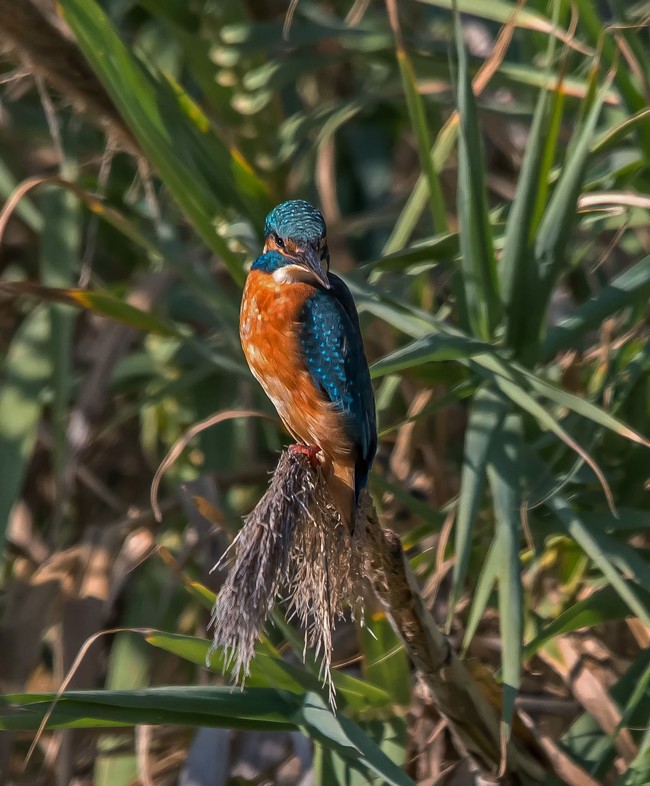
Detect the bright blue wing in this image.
<box><xmin>298</xmin><ymin>277</ymin><xmax>376</xmax><ymax>500</ymax></box>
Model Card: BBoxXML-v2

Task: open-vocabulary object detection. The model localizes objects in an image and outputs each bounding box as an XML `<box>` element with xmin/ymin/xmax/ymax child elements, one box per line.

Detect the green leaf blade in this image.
<box><xmin>453</xmin><ymin>3</ymin><xmax>501</xmax><ymax>340</ymax></box>
<box><xmin>486</xmin><ymin>412</ymin><xmax>524</xmax><ymax>741</ymax></box>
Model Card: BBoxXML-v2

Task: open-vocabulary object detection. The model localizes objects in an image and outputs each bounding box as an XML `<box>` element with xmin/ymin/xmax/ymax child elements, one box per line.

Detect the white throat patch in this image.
<box><xmin>272</xmin><ymin>265</ymin><xmax>314</xmax><ymax>285</ymax></box>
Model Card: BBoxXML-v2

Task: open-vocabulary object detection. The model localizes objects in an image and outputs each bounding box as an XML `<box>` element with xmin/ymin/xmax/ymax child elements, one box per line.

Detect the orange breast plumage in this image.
<box><xmin>240</xmin><ymin>270</ymin><xmax>349</xmax><ymax>459</ymax></box>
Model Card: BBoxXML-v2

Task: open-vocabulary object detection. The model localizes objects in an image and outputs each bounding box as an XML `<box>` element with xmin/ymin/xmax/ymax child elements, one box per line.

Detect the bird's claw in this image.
<box><xmin>289</xmin><ymin>443</ymin><xmax>321</xmax><ymax>468</ymax></box>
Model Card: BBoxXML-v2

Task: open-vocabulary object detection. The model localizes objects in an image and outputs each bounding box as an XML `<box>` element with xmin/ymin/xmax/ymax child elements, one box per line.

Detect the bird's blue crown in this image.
<box><xmin>264</xmin><ymin>199</ymin><xmax>327</xmax><ymax>244</ymax></box>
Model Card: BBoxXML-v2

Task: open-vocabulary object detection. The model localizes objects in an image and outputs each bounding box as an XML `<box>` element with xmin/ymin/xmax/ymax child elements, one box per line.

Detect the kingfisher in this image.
<box><xmin>240</xmin><ymin>199</ymin><xmax>376</xmax><ymax>533</ymax></box>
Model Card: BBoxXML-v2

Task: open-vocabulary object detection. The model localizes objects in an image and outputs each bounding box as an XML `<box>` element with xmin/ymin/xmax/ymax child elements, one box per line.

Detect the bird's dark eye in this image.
<box><xmin>275</xmin><ymin>234</ymin><xmax>285</xmax><ymax>249</ymax></box>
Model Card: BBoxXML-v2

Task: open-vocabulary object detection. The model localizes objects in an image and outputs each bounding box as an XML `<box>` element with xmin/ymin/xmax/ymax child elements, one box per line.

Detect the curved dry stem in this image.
<box><xmin>24</xmin><ymin>627</ymin><xmax>151</xmax><ymax>770</ymax></box>
<box><xmin>150</xmin><ymin>409</ymin><xmax>274</xmax><ymax>521</ymax></box>
<box><xmin>0</xmin><ymin>175</ymin><xmax>57</xmax><ymax>247</ymax></box>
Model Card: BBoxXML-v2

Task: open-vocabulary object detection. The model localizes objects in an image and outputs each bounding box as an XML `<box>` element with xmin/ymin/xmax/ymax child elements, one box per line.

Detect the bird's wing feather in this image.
<box><xmin>327</xmin><ymin>273</ymin><xmax>363</xmax><ymax>333</ymax></box>
<box><xmin>298</xmin><ymin>280</ymin><xmax>376</xmax><ymax>495</ymax></box>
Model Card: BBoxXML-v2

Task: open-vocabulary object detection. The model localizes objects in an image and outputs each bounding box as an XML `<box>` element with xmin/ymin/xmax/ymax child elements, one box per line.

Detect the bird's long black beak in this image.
<box><xmin>300</xmin><ymin>244</ymin><xmax>331</xmax><ymax>289</ymax></box>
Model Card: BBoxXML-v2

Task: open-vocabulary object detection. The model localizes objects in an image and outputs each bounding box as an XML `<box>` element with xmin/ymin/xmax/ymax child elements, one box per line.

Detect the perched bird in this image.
<box><xmin>240</xmin><ymin>199</ymin><xmax>376</xmax><ymax>533</ymax></box>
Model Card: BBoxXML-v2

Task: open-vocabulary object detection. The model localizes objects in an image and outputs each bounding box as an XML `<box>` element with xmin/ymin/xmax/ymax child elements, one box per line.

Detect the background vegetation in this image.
<box><xmin>0</xmin><ymin>0</ymin><xmax>648</xmax><ymax>784</ymax></box>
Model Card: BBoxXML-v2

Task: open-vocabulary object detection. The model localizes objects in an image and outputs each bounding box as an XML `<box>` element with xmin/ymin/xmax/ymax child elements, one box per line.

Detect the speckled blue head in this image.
<box><xmin>264</xmin><ymin>200</ymin><xmax>327</xmax><ymax>245</ymax></box>
<box><xmin>254</xmin><ymin>200</ymin><xmax>330</xmax><ymax>288</ymax></box>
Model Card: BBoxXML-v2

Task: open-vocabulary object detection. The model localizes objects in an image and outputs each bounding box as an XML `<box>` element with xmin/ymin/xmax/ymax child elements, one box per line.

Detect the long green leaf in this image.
<box><xmin>145</xmin><ymin>631</ymin><xmax>392</xmax><ymax>712</ymax></box>
<box><xmin>461</xmin><ymin>538</ymin><xmax>499</xmax><ymax>652</ymax></box>
<box><xmin>372</xmin><ymin>333</ymin><xmax>490</xmax><ymax>376</ymax></box>
<box><xmin>486</xmin><ymin>411</ymin><xmax>524</xmax><ymax>741</ymax></box>
<box><xmin>448</xmin><ymin>386</ymin><xmax>508</xmax><ymax>628</ymax></box>
<box><xmin>392</xmin><ymin>28</ymin><xmax>447</xmax><ymax>235</ymax></box>
<box><xmin>475</xmin><ymin>351</ymin><xmax>649</xmax><ymax>448</ymax></box>
<box><xmin>499</xmin><ymin>82</ymin><xmax>550</xmax><ymax>351</ymax></box>
<box><xmin>499</xmin><ymin>0</ymin><xmax>563</xmax><ymax>359</ymax></box>
<box><xmin>296</xmin><ymin>692</ymin><xmax>416</xmax><ymax>786</ymax></box>
<box><xmin>369</xmin><ymin>312</ymin><xmax>648</xmax><ymax>448</ymax></box>
<box><xmin>528</xmin><ymin>72</ymin><xmax>611</xmax><ymax>354</ymax></box>
<box><xmin>146</xmin><ymin>631</ymin><xmax>302</xmax><ymax>693</ymax></box>
<box><xmin>491</xmin><ymin>374</ymin><xmax>615</xmax><ymax>511</ymax></box>
<box><xmin>366</xmin><ymin>232</ymin><xmax>458</xmax><ymax>273</ymax></box>
<box><xmin>453</xmin><ymin>1</ymin><xmax>500</xmax><ymax>339</ymax></box>
<box><xmin>0</xmin><ymin>687</ymin><xmax>299</xmax><ymax>732</ymax></box>
<box><xmin>60</xmin><ymin>0</ymin><xmax>270</xmax><ymax>285</ymax></box>
<box><xmin>40</xmin><ymin>180</ymin><xmax>79</xmax><ymax>519</ymax></box>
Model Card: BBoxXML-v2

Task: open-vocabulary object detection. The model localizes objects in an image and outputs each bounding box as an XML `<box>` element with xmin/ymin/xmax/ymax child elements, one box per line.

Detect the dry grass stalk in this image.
<box><xmin>208</xmin><ymin>451</ymin><xmax>364</xmax><ymax>703</ymax></box>
<box><xmin>363</xmin><ymin>513</ymin><xmax>548</xmax><ymax>785</ymax></box>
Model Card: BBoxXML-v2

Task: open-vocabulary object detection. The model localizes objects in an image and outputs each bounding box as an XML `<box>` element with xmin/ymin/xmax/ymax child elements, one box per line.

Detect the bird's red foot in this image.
<box><xmin>289</xmin><ymin>443</ymin><xmax>321</xmax><ymax>468</ymax></box>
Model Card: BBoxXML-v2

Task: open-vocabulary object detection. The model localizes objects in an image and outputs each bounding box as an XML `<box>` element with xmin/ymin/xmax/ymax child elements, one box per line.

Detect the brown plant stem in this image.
<box><xmin>362</xmin><ymin>504</ymin><xmax>546</xmax><ymax>785</ymax></box>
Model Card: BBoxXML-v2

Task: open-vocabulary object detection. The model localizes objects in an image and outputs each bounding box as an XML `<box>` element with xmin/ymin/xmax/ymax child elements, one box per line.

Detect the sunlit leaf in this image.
<box><xmin>0</xmin><ymin>280</ymin><xmax>182</xmax><ymax>337</ymax></box>
<box><xmin>145</xmin><ymin>630</ymin><xmax>392</xmax><ymax>712</ymax></box>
